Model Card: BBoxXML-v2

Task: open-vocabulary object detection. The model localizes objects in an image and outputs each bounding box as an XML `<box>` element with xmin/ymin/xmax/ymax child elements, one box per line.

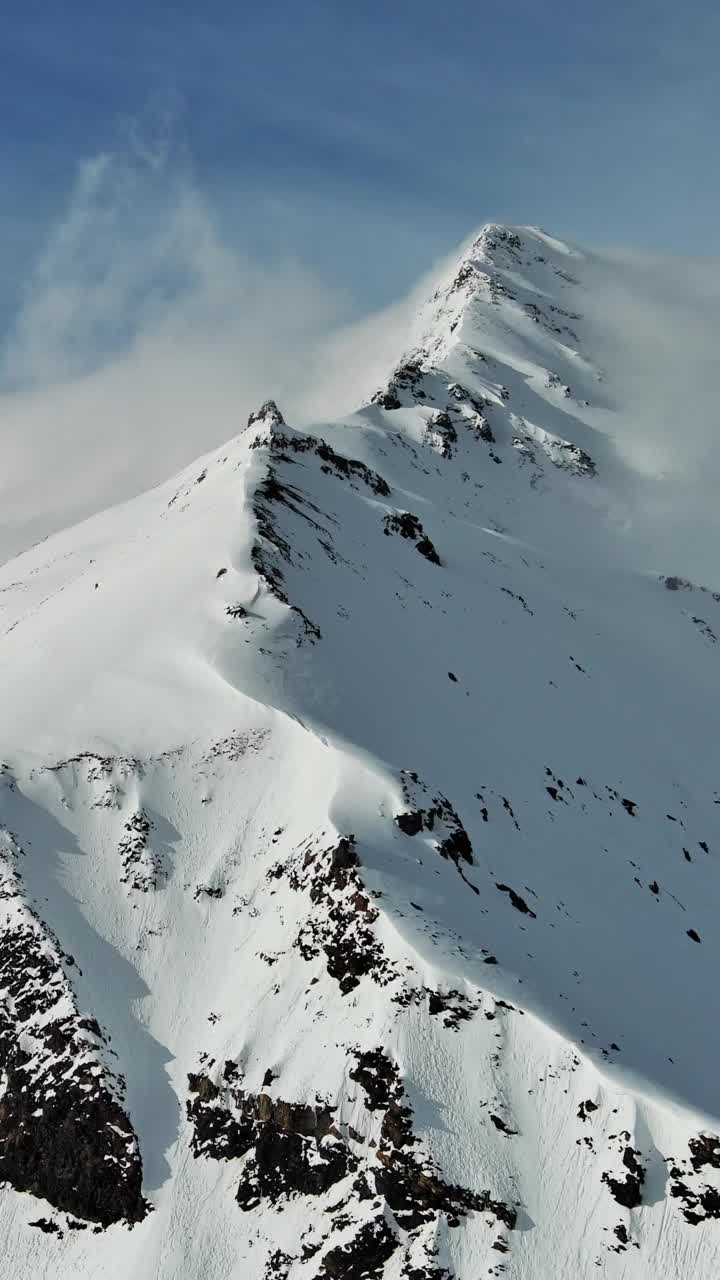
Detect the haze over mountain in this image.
<box><xmin>1</xmin><ymin>223</ymin><xmax>720</xmax><ymax>1279</ymax></box>
<box><xmin>2</xmin><ymin>157</ymin><xmax>720</xmax><ymax>583</ymax></box>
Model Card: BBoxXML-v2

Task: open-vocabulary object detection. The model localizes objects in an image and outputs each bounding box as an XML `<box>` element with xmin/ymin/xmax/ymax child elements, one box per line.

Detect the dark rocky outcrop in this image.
<box><xmin>187</xmin><ymin>1077</ymin><xmax>356</xmax><ymax>1206</ymax></box>
<box><xmin>402</xmin><ymin>1265</ymin><xmax>452</xmax><ymax>1280</ymax></box>
<box><xmin>669</xmin><ymin>1139</ymin><xmax>720</xmax><ymax>1226</ymax></box>
<box><xmin>396</xmin><ymin>810</ymin><xmax>424</xmax><ymax>837</ymax></box>
<box><xmin>495</xmin><ymin>883</ymin><xmax>537</xmax><ymax>918</ymax></box>
<box><xmin>489</xmin><ymin>1114</ymin><xmax>517</xmax><ymax>1137</ymax></box>
<box><xmin>383</xmin><ymin>512</ymin><xmax>441</xmax><ymax>565</ymax></box>
<box><xmin>426</xmin><ymin>988</ymin><xmax>479</xmax><ymax>1031</ymax></box>
<box><xmin>577</xmin><ymin>1099</ymin><xmax>599</xmax><ymax>1122</ymax></box>
<box><xmin>350</xmin><ymin>1049</ymin><xmax>516</xmax><ymax>1232</ymax></box>
<box><xmin>371</xmin><ymin>360</ymin><xmax>427</xmax><ymax>412</ymax></box>
<box><xmin>249</xmin><ymin>466</ymin><xmax>326</xmax><ymax>643</ymax></box>
<box><xmin>251</xmin><ymin>467</ymin><xmax>328</xmax><ymax>605</ymax></box>
<box><xmin>395</xmin><ymin>776</ymin><xmax>474</xmax><ymax>871</ymax></box>
<box><xmin>247</xmin><ymin>400</ymin><xmax>286</xmax><ymax>431</ymax></box>
<box><xmin>118</xmin><ymin>809</ymin><xmax>160</xmax><ymax>891</ymax></box>
<box><xmin>248</xmin><ymin>417</ymin><xmax>391</xmax><ymax>646</ymax></box>
<box><xmin>561</xmin><ymin>443</ymin><xmax>596</xmax><ymax>476</ymax></box>
<box><xmin>372</xmin><ymin>389</ymin><xmax>402</xmax><ymax>410</ymax></box>
<box><xmin>315</xmin><ymin>441</ymin><xmax>391</xmax><ymax>496</ymax></box>
<box><xmin>321</xmin><ymin>1217</ymin><xmax>398</xmax><ymax>1278</ymax></box>
<box><xmin>689</xmin><ymin>1134</ymin><xmax>720</xmax><ymax>1171</ymax></box>
<box><xmin>0</xmin><ymin>1038</ymin><xmax>145</xmax><ymax>1227</ymax></box>
<box><xmin>670</xmin><ymin>1177</ymin><xmax>720</xmax><ymax>1225</ymax></box>
<box><xmin>424</xmin><ymin>410</ymin><xmax>458</xmax><ymax>458</ymax></box>
<box><xmin>602</xmin><ymin>1146</ymin><xmax>645</xmax><ymax>1209</ymax></box>
<box><xmin>289</xmin><ymin>835</ymin><xmax>392</xmax><ymax>993</ymax></box>
<box><xmin>251</xmin><ymin>421</ymin><xmax>391</xmax><ymax>498</ymax></box>
<box><xmin>264</xmin><ymin>1249</ymin><xmax>294</xmax><ymax>1279</ymax></box>
<box><xmin>188</xmin><ymin>1044</ymin><xmax>516</xmax><ymax>1265</ymax></box>
<box><xmin>660</xmin><ymin>575</ymin><xmax>720</xmax><ymax>613</ymax></box>
<box><xmin>0</xmin><ymin>831</ymin><xmax>145</xmax><ymax>1227</ymax></box>
<box><xmin>236</xmin><ymin>1102</ymin><xmax>356</xmax><ymax>1210</ymax></box>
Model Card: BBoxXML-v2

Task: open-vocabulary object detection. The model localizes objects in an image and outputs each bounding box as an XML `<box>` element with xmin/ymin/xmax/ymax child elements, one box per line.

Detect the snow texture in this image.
<box><xmin>0</xmin><ymin>224</ymin><xmax>719</xmax><ymax>1277</ymax></box>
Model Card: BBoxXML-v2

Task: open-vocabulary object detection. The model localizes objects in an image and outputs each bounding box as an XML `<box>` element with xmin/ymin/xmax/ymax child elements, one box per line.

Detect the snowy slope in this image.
<box><xmin>1</xmin><ymin>224</ymin><xmax>720</xmax><ymax>1279</ymax></box>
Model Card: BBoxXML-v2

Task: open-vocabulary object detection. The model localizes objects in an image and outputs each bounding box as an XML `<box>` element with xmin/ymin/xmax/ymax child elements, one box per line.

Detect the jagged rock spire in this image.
<box><xmin>247</xmin><ymin>400</ymin><xmax>285</xmax><ymax>431</ymax></box>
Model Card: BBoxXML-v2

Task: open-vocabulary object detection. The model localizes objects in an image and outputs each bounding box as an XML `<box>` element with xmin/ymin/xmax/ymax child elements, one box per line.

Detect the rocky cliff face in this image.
<box><xmin>0</xmin><ymin>225</ymin><xmax>719</xmax><ymax>1278</ymax></box>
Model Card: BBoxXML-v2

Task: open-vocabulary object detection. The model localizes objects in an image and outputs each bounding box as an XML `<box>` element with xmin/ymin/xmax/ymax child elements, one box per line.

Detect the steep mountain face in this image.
<box><xmin>1</xmin><ymin>224</ymin><xmax>720</xmax><ymax>1279</ymax></box>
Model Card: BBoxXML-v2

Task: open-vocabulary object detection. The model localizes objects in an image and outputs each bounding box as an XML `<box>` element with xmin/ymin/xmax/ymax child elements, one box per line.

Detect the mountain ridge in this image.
<box><xmin>1</xmin><ymin>224</ymin><xmax>719</xmax><ymax>1277</ymax></box>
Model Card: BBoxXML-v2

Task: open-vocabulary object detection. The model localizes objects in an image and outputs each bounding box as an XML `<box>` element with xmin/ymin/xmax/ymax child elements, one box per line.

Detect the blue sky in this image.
<box><xmin>2</xmin><ymin>0</ymin><xmax>720</xmax><ymax>319</ymax></box>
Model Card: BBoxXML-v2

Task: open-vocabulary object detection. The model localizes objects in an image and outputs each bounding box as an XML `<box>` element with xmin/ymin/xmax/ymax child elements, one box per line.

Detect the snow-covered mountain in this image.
<box><xmin>1</xmin><ymin>223</ymin><xmax>719</xmax><ymax>1279</ymax></box>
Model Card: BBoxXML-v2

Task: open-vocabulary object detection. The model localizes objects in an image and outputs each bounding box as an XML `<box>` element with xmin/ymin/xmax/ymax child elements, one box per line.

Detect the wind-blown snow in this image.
<box><xmin>1</xmin><ymin>224</ymin><xmax>719</xmax><ymax>1278</ymax></box>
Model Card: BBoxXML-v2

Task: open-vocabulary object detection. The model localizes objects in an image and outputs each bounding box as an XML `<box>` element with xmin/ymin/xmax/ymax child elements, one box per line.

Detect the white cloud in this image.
<box><xmin>581</xmin><ymin>246</ymin><xmax>720</xmax><ymax>476</ymax></box>
<box><xmin>575</xmin><ymin>244</ymin><xmax>720</xmax><ymax>581</ymax></box>
<box><xmin>0</xmin><ymin>134</ymin><xmax>420</xmax><ymax>563</ymax></box>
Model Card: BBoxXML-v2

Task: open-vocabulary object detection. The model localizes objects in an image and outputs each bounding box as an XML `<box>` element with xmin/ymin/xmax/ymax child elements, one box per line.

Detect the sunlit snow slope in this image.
<box><xmin>1</xmin><ymin>225</ymin><xmax>720</xmax><ymax>1279</ymax></box>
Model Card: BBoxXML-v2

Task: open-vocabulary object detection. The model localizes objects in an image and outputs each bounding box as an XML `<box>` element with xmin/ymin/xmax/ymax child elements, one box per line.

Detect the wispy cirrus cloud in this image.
<box><xmin>0</xmin><ymin>122</ymin><xmax>424</xmax><ymax>563</ymax></box>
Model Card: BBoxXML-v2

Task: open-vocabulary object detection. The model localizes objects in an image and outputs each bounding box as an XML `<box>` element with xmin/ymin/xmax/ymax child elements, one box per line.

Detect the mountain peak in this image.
<box><xmin>1</xmin><ymin>227</ymin><xmax>719</xmax><ymax>1279</ymax></box>
<box><xmin>247</xmin><ymin>399</ymin><xmax>286</xmax><ymax>431</ymax></box>
<box><xmin>366</xmin><ymin>222</ymin><xmax>597</xmax><ymax>484</ymax></box>
<box><xmin>410</xmin><ymin>221</ymin><xmax>581</xmax><ymax>366</ymax></box>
